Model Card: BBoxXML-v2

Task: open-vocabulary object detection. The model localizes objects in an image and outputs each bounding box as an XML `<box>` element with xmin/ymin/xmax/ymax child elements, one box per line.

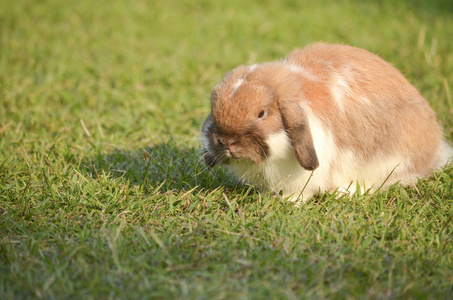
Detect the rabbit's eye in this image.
<box><xmin>257</xmin><ymin>110</ymin><xmax>266</xmax><ymax>119</ymax></box>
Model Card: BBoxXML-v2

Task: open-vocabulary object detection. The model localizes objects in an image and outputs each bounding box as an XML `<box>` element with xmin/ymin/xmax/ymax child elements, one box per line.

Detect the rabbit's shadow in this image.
<box><xmin>81</xmin><ymin>142</ymin><xmax>239</xmax><ymax>194</ymax></box>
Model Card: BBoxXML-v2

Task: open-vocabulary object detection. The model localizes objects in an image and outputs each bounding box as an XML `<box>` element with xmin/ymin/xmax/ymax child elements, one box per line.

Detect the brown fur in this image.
<box><xmin>285</xmin><ymin>43</ymin><xmax>442</xmax><ymax>176</ymax></box>
<box><xmin>204</xmin><ymin>63</ymin><xmax>320</xmax><ymax>168</ymax></box>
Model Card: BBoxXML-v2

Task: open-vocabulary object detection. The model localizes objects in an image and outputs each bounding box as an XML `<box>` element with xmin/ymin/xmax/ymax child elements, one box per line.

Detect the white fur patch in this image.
<box><xmin>330</xmin><ymin>74</ymin><xmax>351</xmax><ymax>112</ymax></box>
<box><xmin>434</xmin><ymin>140</ymin><xmax>453</xmax><ymax>169</ymax></box>
<box><xmin>299</xmin><ymin>112</ymin><xmax>336</xmax><ymax>199</ymax></box>
<box><xmin>230</xmin><ymin>78</ymin><xmax>244</xmax><ymax>98</ymax></box>
<box><xmin>305</xmin><ymin>109</ymin><xmax>336</xmax><ymax>167</ymax></box>
<box><xmin>266</xmin><ymin>132</ymin><xmax>291</xmax><ymax>161</ymax></box>
<box><xmin>330</xmin><ymin>150</ymin><xmax>408</xmax><ymax>194</ymax></box>
<box><xmin>283</xmin><ymin>63</ymin><xmax>319</xmax><ymax>81</ymax></box>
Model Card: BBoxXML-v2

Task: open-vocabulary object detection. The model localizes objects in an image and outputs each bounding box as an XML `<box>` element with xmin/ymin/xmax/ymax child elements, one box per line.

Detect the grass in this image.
<box><xmin>1</xmin><ymin>0</ymin><xmax>453</xmax><ymax>298</ymax></box>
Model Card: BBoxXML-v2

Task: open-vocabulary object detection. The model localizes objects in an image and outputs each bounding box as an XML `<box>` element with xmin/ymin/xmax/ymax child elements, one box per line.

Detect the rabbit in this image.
<box><xmin>201</xmin><ymin>42</ymin><xmax>453</xmax><ymax>203</ymax></box>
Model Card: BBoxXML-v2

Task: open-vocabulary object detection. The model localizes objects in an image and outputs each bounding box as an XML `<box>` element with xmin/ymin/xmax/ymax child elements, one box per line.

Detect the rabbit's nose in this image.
<box><xmin>218</xmin><ymin>138</ymin><xmax>238</xmax><ymax>156</ymax></box>
<box><xmin>226</xmin><ymin>140</ymin><xmax>238</xmax><ymax>151</ymax></box>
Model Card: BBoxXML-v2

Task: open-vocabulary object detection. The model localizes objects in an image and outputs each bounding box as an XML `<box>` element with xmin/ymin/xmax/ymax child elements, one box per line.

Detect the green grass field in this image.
<box><xmin>1</xmin><ymin>0</ymin><xmax>453</xmax><ymax>298</ymax></box>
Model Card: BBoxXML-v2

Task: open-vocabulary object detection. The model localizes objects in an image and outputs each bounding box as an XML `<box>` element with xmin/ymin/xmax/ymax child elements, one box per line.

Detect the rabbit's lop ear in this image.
<box><xmin>278</xmin><ymin>101</ymin><xmax>319</xmax><ymax>171</ymax></box>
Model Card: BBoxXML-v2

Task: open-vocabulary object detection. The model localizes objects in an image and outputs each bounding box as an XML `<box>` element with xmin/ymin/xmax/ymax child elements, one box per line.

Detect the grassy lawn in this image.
<box><xmin>1</xmin><ymin>0</ymin><xmax>453</xmax><ymax>298</ymax></box>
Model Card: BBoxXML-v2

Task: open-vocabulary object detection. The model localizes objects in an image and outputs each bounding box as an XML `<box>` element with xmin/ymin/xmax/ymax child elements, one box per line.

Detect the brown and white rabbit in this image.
<box><xmin>201</xmin><ymin>42</ymin><xmax>453</xmax><ymax>202</ymax></box>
